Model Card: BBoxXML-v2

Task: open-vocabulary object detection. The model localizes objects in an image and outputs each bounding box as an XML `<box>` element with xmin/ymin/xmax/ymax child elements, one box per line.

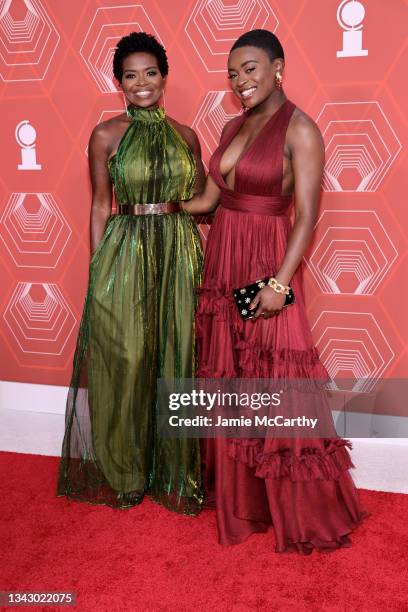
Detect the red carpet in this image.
<box><xmin>1</xmin><ymin>452</ymin><xmax>408</xmax><ymax>611</ymax></box>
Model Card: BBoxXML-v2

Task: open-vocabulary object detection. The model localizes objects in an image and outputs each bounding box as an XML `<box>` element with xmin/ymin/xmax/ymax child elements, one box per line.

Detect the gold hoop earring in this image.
<box><xmin>122</xmin><ymin>92</ymin><xmax>131</xmax><ymax>117</ymax></box>
<box><xmin>275</xmin><ymin>71</ymin><xmax>283</xmax><ymax>89</ymax></box>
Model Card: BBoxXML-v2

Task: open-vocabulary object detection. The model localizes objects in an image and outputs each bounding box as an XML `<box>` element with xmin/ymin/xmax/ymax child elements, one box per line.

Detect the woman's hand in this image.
<box><xmin>249</xmin><ymin>287</ymin><xmax>286</xmax><ymax>320</ymax></box>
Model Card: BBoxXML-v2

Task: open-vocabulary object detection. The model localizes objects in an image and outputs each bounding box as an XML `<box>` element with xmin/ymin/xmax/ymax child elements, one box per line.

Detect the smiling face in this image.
<box><xmin>120</xmin><ymin>51</ymin><xmax>166</xmax><ymax>109</ymax></box>
<box><xmin>227</xmin><ymin>45</ymin><xmax>283</xmax><ymax>109</ymax></box>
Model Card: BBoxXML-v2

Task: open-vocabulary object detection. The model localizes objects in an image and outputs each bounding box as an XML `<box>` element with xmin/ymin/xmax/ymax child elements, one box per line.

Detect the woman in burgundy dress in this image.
<box><xmin>183</xmin><ymin>29</ymin><xmax>367</xmax><ymax>552</ymax></box>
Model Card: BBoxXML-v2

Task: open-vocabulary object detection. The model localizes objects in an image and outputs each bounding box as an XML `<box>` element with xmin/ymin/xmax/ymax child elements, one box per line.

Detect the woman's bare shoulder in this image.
<box><xmin>89</xmin><ymin>113</ymin><xmax>130</xmax><ymax>154</ymax></box>
<box><xmin>92</xmin><ymin>113</ymin><xmax>129</xmax><ymax>139</ymax></box>
<box><xmin>287</xmin><ymin>106</ymin><xmax>324</xmax><ymax>152</ymax></box>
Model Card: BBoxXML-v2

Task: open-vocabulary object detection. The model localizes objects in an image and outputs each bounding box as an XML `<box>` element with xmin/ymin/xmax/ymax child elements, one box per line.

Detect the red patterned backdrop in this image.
<box><xmin>0</xmin><ymin>0</ymin><xmax>407</xmax><ymax>397</ymax></box>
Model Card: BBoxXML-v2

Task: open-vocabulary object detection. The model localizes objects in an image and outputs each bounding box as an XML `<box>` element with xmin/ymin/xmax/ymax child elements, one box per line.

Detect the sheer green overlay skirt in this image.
<box><xmin>57</xmin><ymin>211</ymin><xmax>203</xmax><ymax>514</ymax></box>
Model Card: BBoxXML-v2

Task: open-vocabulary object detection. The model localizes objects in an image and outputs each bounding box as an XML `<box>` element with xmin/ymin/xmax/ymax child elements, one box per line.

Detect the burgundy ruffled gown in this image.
<box><xmin>196</xmin><ymin>99</ymin><xmax>367</xmax><ymax>552</ymax></box>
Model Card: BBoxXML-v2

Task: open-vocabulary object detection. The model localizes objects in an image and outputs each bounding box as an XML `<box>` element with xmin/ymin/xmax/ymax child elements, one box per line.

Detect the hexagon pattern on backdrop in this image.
<box><xmin>306</xmin><ymin>210</ymin><xmax>398</xmax><ymax>295</ymax></box>
<box><xmin>0</xmin><ymin>0</ymin><xmax>407</xmax><ymax>389</ymax></box>
<box><xmin>3</xmin><ymin>282</ymin><xmax>76</xmax><ymax>366</ymax></box>
<box><xmin>0</xmin><ymin>0</ymin><xmax>60</xmax><ymax>81</ymax></box>
<box><xmin>316</xmin><ymin>101</ymin><xmax>402</xmax><ymax>192</ymax></box>
<box><xmin>0</xmin><ymin>193</ymin><xmax>71</xmax><ymax>268</ymax></box>
<box><xmin>185</xmin><ymin>0</ymin><xmax>279</xmax><ymax>72</ymax></box>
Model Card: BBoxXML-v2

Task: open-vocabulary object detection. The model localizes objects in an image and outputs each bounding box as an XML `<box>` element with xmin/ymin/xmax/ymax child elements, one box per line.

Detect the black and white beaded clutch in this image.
<box><xmin>233</xmin><ymin>277</ymin><xmax>295</xmax><ymax>320</ymax></box>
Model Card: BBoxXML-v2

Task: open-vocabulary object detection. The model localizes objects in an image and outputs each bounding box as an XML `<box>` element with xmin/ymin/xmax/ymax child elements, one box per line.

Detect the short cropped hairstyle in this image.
<box><xmin>113</xmin><ymin>31</ymin><xmax>169</xmax><ymax>81</ymax></box>
<box><xmin>230</xmin><ymin>29</ymin><xmax>284</xmax><ymax>62</ymax></box>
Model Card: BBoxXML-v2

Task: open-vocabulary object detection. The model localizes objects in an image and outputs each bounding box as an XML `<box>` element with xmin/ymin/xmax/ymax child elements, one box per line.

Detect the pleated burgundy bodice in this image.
<box><xmin>209</xmin><ymin>99</ymin><xmax>296</xmax><ymax>215</ymax></box>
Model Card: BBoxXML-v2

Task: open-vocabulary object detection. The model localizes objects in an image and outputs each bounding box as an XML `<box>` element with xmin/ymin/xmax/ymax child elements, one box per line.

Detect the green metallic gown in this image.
<box><xmin>57</xmin><ymin>106</ymin><xmax>203</xmax><ymax>514</ymax></box>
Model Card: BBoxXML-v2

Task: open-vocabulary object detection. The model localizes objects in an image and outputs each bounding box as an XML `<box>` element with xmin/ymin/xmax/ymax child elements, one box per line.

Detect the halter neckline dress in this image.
<box><xmin>58</xmin><ymin>106</ymin><xmax>203</xmax><ymax>515</ymax></box>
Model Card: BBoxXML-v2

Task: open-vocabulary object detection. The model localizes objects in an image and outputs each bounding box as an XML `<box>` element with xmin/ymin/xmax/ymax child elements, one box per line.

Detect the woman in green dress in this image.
<box><xmin>57</xmin><ymin>32</ymin><xmax>204</xmax><ymax>514</ymax></box>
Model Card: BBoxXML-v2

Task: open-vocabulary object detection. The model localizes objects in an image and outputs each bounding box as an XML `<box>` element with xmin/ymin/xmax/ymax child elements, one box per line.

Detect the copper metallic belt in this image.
<box><xmin>116</xmin><ymin>203</ymin><xmax>181</xmax><ymax>215</ymax></box>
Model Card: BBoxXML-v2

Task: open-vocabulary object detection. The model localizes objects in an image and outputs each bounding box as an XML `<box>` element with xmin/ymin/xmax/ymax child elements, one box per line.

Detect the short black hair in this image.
<box><xmin>230</xmin><ymin>29</ymin><xmax>284</xmax><ymax>62</ymax></box>
<box><xmin>113</xmin><ymin>31</ymin><xmax>169</xmax><ymax>81</ymax></box>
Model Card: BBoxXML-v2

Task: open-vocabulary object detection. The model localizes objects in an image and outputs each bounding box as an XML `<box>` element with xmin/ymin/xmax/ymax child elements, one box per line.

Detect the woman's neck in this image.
<box><xmin>250</xmin><ymin>90</ymin><xmax>287</xmax><ymax>117</ymax></box>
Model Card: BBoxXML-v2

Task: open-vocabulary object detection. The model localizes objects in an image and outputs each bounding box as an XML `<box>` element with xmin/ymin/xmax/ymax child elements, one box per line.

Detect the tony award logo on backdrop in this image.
<box><xmin>336</xmin><ymin>0</ymin><xmax>368</xmax><ymax>57</ymax></box>
<box><xmin>15</xmin><ymin>120</ymin><xmax>42</xmax><ymax>170</ymax></box>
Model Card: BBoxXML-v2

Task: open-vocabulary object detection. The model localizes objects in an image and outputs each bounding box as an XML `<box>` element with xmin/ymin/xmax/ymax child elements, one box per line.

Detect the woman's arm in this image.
<box><xmin>251</xmin><ymin>113</ymin><xmax>325</xmax><ymax>319</ymax></box>
<box><xmin>181</xmin><ymin>174</ymin><xmax>221</xmax><ymax>215</ymax></box>
<box><xmin>176</xmin><ymin>125</ymin><xmax>221</xmax><ymax>214</ymax></box>
<box><xmin>181</xmin><ymin>117</ymin><xmax>240</xmax><ymax>215</ymax></box>
<box><xmin>274</xmin><ymin>114</ymin><xmax>324</xmax><ymax>286</ymax></box>
<box><xmin>179</xmin><ymin>126</ymin><xmax>206</xmax><ymax>194</ymax></box>
<box><xmin>88</xmin><ymin>125</ymin><xmax>113</xmax><ymax>254</ymax></box>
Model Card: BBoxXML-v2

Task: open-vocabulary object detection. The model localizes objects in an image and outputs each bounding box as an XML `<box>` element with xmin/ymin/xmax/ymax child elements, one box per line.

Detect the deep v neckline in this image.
<box><xmin>218</xmin><ymin>99</ymin><xmax>289</xmax><ymax>191</ymax></box>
